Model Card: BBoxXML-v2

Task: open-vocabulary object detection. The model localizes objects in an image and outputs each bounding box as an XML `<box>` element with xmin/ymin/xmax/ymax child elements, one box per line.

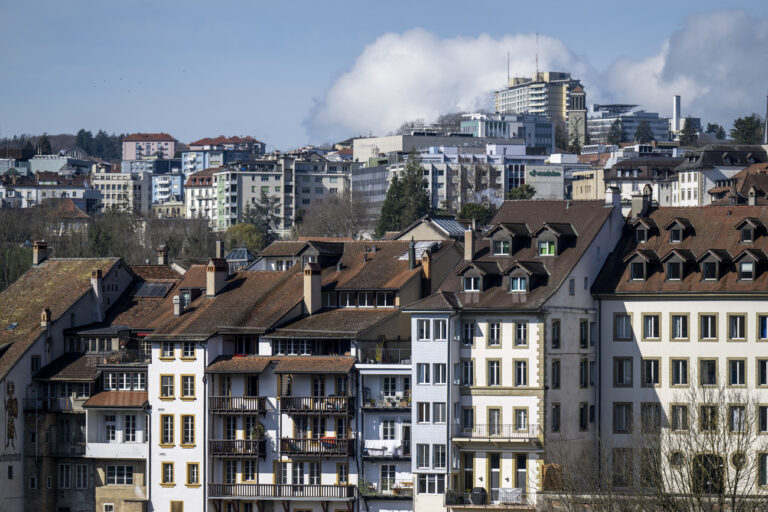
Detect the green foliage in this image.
<box><xmin>75</xmin><ymin>129</ymin><xmax>124</xmax><ymax>160</ymax></box>
<box><xmin>225</xmin><ymin>223</ymin><xmax>266</xmax><ymax>254</ymax></box>
<box><xmin>716</xmin><ymin>126</ymin><xmax>726</xmax><ymax>139</ymax></box>
<box><xmin>375</xmin><ymin>151</ymin><xmax>431</xmax><ymax>237</ymax></box>
<box><xmin>37</xmin><ymin>133</ymin><xmax>52</xmax><ymax>154</ymax></box>
<box><xmin>567</xmin><ymin>130</ymin><xmax>582</xmax><ymax>154</ymax></box>
<box><xmin>730</xmin><ymin>114</ymin><xmax>764</xmax><ymax>144</ymax></box>
<box><xmin>458</xmin><ymin>203</ymin><xmax>496</xmax><ymax>226</ymax></box>
<box><xmin>241</xmin><ymin>191</ymin><xmax>280</xmax><ymax>248</ymax></box>
<box><xmin>633</xmin><ymin>121</ymin><xmax>654</xmax><ymax>143</ymax></box>
<box><xmin>678</xmin><ymin>120</ymin><xmax>699</xmax><ymax>146</ymax></box>
<box><xmin>607</xmin><ymin>119</ymin><xmax>624</xmax><ymax>145</ymax></box>
<box><xmin>507</xmin><ymin>184</ymin><xmax>536</xmax><ymax>200</ymax></box>
<box><xmin>554</xmin><ymin>122</ymin><xmax>568</xmax><ymax>151</ymax></box>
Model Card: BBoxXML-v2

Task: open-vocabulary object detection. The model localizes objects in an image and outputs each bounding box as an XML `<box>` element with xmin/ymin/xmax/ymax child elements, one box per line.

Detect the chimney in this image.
<box><xmin>303</xmin><ymin>263</ymin><xmax>322</xmax><ymax>315</ymax></box>
<box><xmin>91</xmin><ymin>269</ymin><xmax>104</xmax><ymax>321</ymax></box>
<box><xmin>749</xmin><ymin>186</ymin><xmax>757</xmax><ymax>206</ymax></box>
<box><xmin>40</xmin><ymin>308</ymin><xmax>51</xmax><ymax>329</ymax></box>
<box><xmin>605</xmin><ymin>186</ymin><xmax>621</xmax><ymax>210</ymax></box>
<box><xmin>215</xmin><ymin>239</ymin><xmax>224</xmax><ymax>259</ymax></box>
<box><xmin>421</xmin><ymin>250</ymin><xmax>432</xmax><ymax>280</ymax></box>
<box><xmin>32</xmin><ymin>240</ymin><xmax>48</xmax><ymax>266</ymax></box>
<box><xmin>157</xmin><ymin>245</ymin><xmax>168</xmax><ymax>265</ymax></box>
<box><xmin>464</xmin><ymin>229</ymin><xmax>474</xmax><ymax>261</ymax></box>
<box><xmin>206</xmin><ymin>258</ymin><xmax>228</xmax><ymax>297</ymax></box>
<box><xmin>173</xmin><ymin>295</ymin><xmax>182</xmax><ymax>316</ymax></box>
<box><xmin>408</xmin><ymin>238</ymin><xmax>416</xmax><ymax>270</ymax></box>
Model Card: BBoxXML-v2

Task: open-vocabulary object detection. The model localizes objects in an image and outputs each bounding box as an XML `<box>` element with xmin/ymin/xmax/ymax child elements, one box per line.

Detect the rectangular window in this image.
<box><xmin>381</xmin><ymin>419</ymin><xmax>395</xmax><ymax>440</ymax></box>
<box><xmin>614</xmin><ymin>357</ymin><xmax>633</xmax><ymax>387</ymax></box>
<box><xmin>642</xmin><ymin>359</ymin><xmax>660</xmax><ymax>387</ymax></box>
<box><xmin>538</xmin><ymin>240</ymin><xmax>555</xmax><ymax>256</ymax></box>
<box><xmin>759</xmin><ymin>359</ymin><xmax>768</xmax><ymax>386</ymax></box>
<box><xmin>643</xmin><ymin>315</ymin><xmax>659</xmax><ymax>340</ymax></box>
<box><xmin>433</xmin><ymin>403</ymin><xmax>446</xmax><ymax>423</ymax></box>
<box><xmin>463</xmin><ymin>276</ymin><xmax>479</xmax><ymax>291</ymax></box>
<box><xmin>488</xmin><ymin>322</ymin><xmax>501</xmax><ymax>346</ymax></box>
<box><xmin>759</xmin><ymin>406</ymin><xmax>768</xmax><ymax>433</ymax></box>
<box><xmin>740</xmin><ymin>261</ymin><xmax>755</xmax><ymax>280</ymax></box>
<box><xmin>551</xmin><ymin>320</ymin><xmax>561</xmax><ymax>348</ymax></box>
<box><xmin>104</xmin><ymin>415</ymin><xmax>116</xmax><ymax>441</ymax></box>
<box><xmin>551</xmin><ymin>403</ymin><xmax>561</xmax><ymax>432</ymax></box>
<box><xmin>417</xmin><ymin>363</ymin><xmax>430</xmax><ymax>384</ymax></box>
<box><xmin>161</xmin><ymin>415</ymin><xmax>174</xmax><ymax>445</ymax></box>
<box><xmin>417</xmin><ymin>444</ymin><xmax>429</xmax><ymax>468</ymax></box>
<box><xmin>161</xmin><ymin>341</ymin><xmax>174</xmax><ymax>358</ymax></box>
<box><xmin>487</xmin><ymin>361</ymin><xmax>500</xmax><ymax>386</ymax></box>
<box><xmin>417</xmin><ymin>402</ymin><xmax>430</xmax><ymax>423</ymax></box>
<box><xmin>417</xmin><ymin>319</ymin><xmax>431</xmax><ymax>341</ymax></box>
<box><xmin>729</xmin><ymin>359</ymin><xmax>746</xmax><ymax>386</ymax></box>
<box><xmin>337</xmin><ymin>463</ymin><xmax>348</xmax><ymax>485</ymax></box>
<box><xmin>672</xmin><ymin>314</ymin><xmax>688</xmax><ymax>340</ymax></box>
<box><xmin>381</xmin><ymin>464</ymin><xmax>396</xmax><ymax>490</ymax></box>
<box><xmin>182</xmin><ymin>341</ymin><xmax>195</xmax><ymax>358</ymax></box>
<box><xmin>417</xmin><ymin>474</ymin><xmax>445</xmax><ymax>494</ymax></box>
<box><xmin>514</xmin><ymin>409</ymin><xmax>528</xmax><ymax>430</ymax></box>
<box><xmin>700</xmin><ymin>405</ymin><xmax>717</xmax><ymax>431</ymax></box>
<box><xmin>613</xmin><ymin>403</ymin><xmax>632</xmax><ymax>433</ymax></box>
<box><xmin>461</xmin><ymin>360</ymin><xmax>474</xmax><ymax>386</ymax></box>
<box><xmin>76</xmin><ymin>464</ymin><xmax>87</xmax><ymax>489</ymax></box>
<box><xmin>671</xmin><ymin>405</ymin><xmax>689</xmax><ymax>430</ymax></box>
<box><xmin>579</xmin><ymin>359</ymin><xmax>588</xmax><ymax>388</ymax></box>
<box><xmin>759</xmin><ymin>454</ymin><xmax>768</xmax><ymax>486</ymax></box>
<box><xmin>729</xmin><ymin>315</ymin><xmax>746</xmax><ymax>340</ymax></box>
<box><xmin>515</xmin><ymin>322</ymin><xmax>527</xmax><ymax>346</ymax></box>
<box><xmin>615</xmin><ymin>314</ymin><xmax>631</xmax><ymax>340</ymax></box>
<box><xmin>579</xmin><ymin>403</ymin><xmax>588</xmax><ymax>431</ymax></box>
<box><xmin>579</xmin><ymin>320</ymin><xmax>588</xmax><ymax>348</ymax></box>
<box><xmin>434</xmin><ymin>319</ymin><xmax>447</xmax><ymax>340</ymax></box>
<box><xmin>106</xmin><ymin>465</ymin><xmax>134</xmax><ymax>485</ymax></box>
<box><xmin>551</xmin><ymin>360</ymin><xmax>561</xmax><ymax>389</ymax></box>
<box><xmin>182</xmin><ymin>415</ymin><xmax>194</xmax><ymax>445</ymax></box>
<box><xmin>510</xmin><ymin>276</ymin><xmax>527</xmax><ymax>291</ymax></box>
<box><xmin>630</xmin><ymin>262</ymin><xmax>645</xmax><ymax>280</ymax></box>
<box><xmin>698</xmin><ymin>314</ymin><xmax>717</xmax><ymax>340</ymax></box>
<box><xmin>433</xmin><ymin>363</ymin><xmax>446</xmax><ymax>384</ymax></box>
<box><xmin>58</xmin><ymin>464</ymin><xmax>71</xmax><ymax>489</ymax></box>
<box><xmin>433</xmin><ymin>445</ymin><xmax>446</xmax><ymax>468</ymax></box>
<box><xmin>641</xmin><ymin>403</ymin><xmax>661</xmax><ymax>433</ymax></box>
<box><xmin>462</xmin><ymin>322</ymin><xmax>475</xmax><ymax>345</ymax></box>
<box><xmin>703</xmin><ymin>261</ymin><xmax>717</xmax><ymax>280</ymax></box>
<box><xmin>515</xmin><ymin>361</ymin><xmax>527</xmax><ymax>387</ymax></box>
<box><xmin>672</xmin><ymin>359</ymin><xmax>689</xmax><ymax>386</ymax></box>
<box><xmin>162</xmin><ymin>462</ymin><xmax>174</xmax><ymax>485</ymax></box>
<box><xmin>161</xmin><ymin>375</ymin><xmax>174</xmax><ymax>398</ymax></box>
<box><xmin>492</xmin><ymin>240</ymin><xmax>510</xmax><ymax>255</ymax></box>
<box><xmin>666</xmin><ymin>261</ymin><xmax>681</xmax><ymax>280</ymax></box>
<box><xmin>181</xmin><ymin>376</ymin><xmax>194</xmax><ymax>398</ymax></box>
<box><xmin>462</xmin><ymin>408</ymin><xmax>474</xmax><ymax>430</ymax></box>
<box><xmin>187</xmin><ymin>463</ymin><xmax>200</xmax><ymax>485</ymax></box>
<box><xmin>729</xmin><ymin>405</ymin><xmax>746</xmax><ymax>432</ymax></box>
<box><xmin>700</xmin><ymin>359</ymin><xmax>717</xmax><ymax>386</ymax></box>
<box><xmin>124</xmin><ymin>415</ymin><xmax>136</xmax><ymax>442</ymax></box>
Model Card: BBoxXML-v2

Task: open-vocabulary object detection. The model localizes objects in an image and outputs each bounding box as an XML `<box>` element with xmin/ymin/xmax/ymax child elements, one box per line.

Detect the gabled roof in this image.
<box><xmin>83</xmin><ymin>391</ymin><xmax>148</xmax><ymax>409</ymax></box>
<box><xmin>663</xmin><ymin>217</ymin><xmax>693</xmax><ymax>230</ymax></box>
<box><xmin>660</xmin><ymin>249</ymin><xmax>695</xmax><ymax>263</ymax></box>
<box><xmin>33</xmin><ymin>353</ymin><xmax>101</xmax><ymax>381</ymax></box>
<box><xmin>631</xmin><ymin>217</ymin><xmax>658</xmax><ymax>231</ymax></box>
<box><xmin>733</xmin><ymin>248</ymin><xmax>768</xmax><ymax>262</ymax></box>
<box><xmin>269</xmin><ymin>308</ymin><xmax>399</xmax><ymax>339</ymax></box>
<box><xmin>622</xmin><ymin>249</ymin><xmax>659</xmax><ymax>263</ymax></box>
<box><xmin>485</xmin><ymin>223</ymin><xmax>530</xmax><ymax>237</ymax></box>
<box><xmin>532</xmin><ymin>222</ymin><xmax>577</xmax><ymax>237</ymax></box>
<box><xmin>403</xmin><ymin>291</ymin><xmax>462</xmax><ymax>311</ymax></box>
<box><xmin>696</xmin><ymin>249</ymin><xmax>731</xmax><ymax>263</ymax></box>
<box><xmin>501</xmin><ymin>261</ymin><xmax>548</xmax><ymax>276</ymax></box>
<box><xmin>735</xmin><ymin>217</ymin><xmax>764</xmax><ymax>230</ymax></box>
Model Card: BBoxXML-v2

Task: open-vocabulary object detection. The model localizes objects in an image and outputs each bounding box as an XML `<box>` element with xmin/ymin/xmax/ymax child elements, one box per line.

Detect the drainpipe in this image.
<box><xmin>146</xmin><ymin>403</ymin><xmax>152</xmax><ymax>505</ymax></box>
<box><xmin>596</xmin><ymin>299</ymin><xmax>602</xmax><ymax>484</ymax></box>
<box><xmin>202</xmin><ymin>341</ymin><xmax>208</xmax><ymax>509</ymax></box>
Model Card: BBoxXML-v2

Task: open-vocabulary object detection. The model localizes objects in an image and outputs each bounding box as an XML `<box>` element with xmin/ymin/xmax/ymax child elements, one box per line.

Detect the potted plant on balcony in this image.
<box><xmin>248</xmin><ymin>423</ymin><xmax>266</xmax><ymax>440</ymax></box>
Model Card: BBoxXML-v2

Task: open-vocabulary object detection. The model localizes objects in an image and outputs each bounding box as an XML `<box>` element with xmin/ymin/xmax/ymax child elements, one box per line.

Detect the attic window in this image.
<box><xmin>702</xmin><ymin>262</ymin><xmax>717</xmax><ymax>280</ymax></box>
<box><xmin>630</xmin><ymin>262</ymin><xmax>645</xmax><ymax>280</ymax></box>
<box><xmin>492</xmin><ymin>240</ymin><xmax>510</xmax><ymax>256</ymax></box>
<box><xmin>635</xmin><ymin>228</ymin><xmax>647</xmax><ymax>243</ymax></box>
<box><xmin>538</xmin><ymin>241</ymin><xmax>556</xmax><ymax>256</ymax></box>
<box><xmin>670</xmin><ymin>229</ymin><xmax>682</xmax><ymax>243</ymax></box>
<box><xmin>667</xmin><ymin>261</ymin><xmax>682</xmax><ymax>280</ymax></box>
<box><xmin>739</xmin><ymin>261</ymin><xmax>754</xmax><ymax>280</ymax></box>
<box><xmin>463</xmin><ymin>276</ymin><xmax>480</xmax><ymax>292</ymax></box>
<box><xmin>741</xmin><ymin>227</ymin><xmax>754</xmax><ymax>243</ymax></box>
<box><xmin>510</xmin><ymin>276</ymin><xmax>527</xmax><ymax>292</ymax></box>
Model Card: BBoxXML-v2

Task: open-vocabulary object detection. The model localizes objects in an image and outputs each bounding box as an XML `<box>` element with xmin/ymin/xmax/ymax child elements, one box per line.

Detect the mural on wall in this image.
<box><xmin>5</xmin><ymin>380</ymin><xmax>18</xmax><ymax>450</ymax></box>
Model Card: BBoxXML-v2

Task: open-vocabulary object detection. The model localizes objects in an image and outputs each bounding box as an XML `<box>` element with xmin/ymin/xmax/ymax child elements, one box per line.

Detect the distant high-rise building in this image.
<box><xmin>588</xmin><ymin>104</ymin><xmax>671</xmax><ymax>144</ymax></box>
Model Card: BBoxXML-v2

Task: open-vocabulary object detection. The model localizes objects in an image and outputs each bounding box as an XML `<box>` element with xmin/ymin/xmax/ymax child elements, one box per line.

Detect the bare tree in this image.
<box><xmin>295</xmin><ymin>190</ymin><xmax>369</xmax><ymax>239</ymax></box>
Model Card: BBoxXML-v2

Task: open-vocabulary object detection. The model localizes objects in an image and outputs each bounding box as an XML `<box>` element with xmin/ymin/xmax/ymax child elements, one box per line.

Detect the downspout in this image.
<box><xmin>202</xmin><ymin>341</ymin><xmax>208</xmax><ymax>510</ymax></box>
<box><xmin>446</xmin><ymin>312</ymin><xmax>456</xmax><ymax>498</ymax></box>
<box><xmin>146</xmin><ymin>403</ymin><xmax>152</xmax><ymax>506</ymax></box>
<box><xmin>596</xmin><ymin>298</ymin><xmax>602</xmax><ymax>485</ymax></box>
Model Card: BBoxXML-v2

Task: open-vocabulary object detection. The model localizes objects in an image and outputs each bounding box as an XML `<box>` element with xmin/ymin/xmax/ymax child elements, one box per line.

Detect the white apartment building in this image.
<box><xmin>91</xmin><ymin>171</ymin><xmax>151</xmax><ymax>213</ymax></box>
<box><xmin>405</xmin><ymin>198</ymin><xmax>624</xmax><ymax>510</ymax></box>
<box><xmin>184</xmin><ymin>166</ymin><xmax>219</xmax><ymax>225</ymax></box>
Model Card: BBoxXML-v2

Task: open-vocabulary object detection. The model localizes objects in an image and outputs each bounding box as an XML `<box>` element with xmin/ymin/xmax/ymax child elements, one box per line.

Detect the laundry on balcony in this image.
<box><xmin>363</xmin><ymin>439</ymin><xmax>401</xmax><ymax>457</ymax></box>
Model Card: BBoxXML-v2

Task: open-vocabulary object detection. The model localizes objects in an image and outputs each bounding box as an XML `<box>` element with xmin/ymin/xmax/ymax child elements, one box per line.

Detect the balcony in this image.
<box><xmin>358</xmin><ymin>348</ymin><xmax>411</xmax><ymax>365</ymax></box>
<box><xmin>362</xmin><ymin>394</ymin><xmax>410</xmax><ymax>411</ymax></box>
<box><xmin>362</xmin><ymin>440</ymin><xmax>409</xmax><ymax>459</ymax></box>
<box><xmin>209</xmin><ymin>396</ymin><xmax>267</xmax><ymax>415</ymax></box>
<box><xmin>280</xmin><ymin>437</ymin><xmax>355</xmax><ymax>457</ymax></box>
<box><xmin>209</xmin><ymin>439</ymin><xmax>266</xmax><ymax>458</ymax></box>
<box><xmin>209</xmin><ymin>483</ymin><xmax>356</xmax><ymax>500</ymax></box>
<box><xmin>52</xmin><ymin>441</ymin><xmax>86</xmax><ymax>457</ymax></box>
<box><xmin>279</xmin><ymin>396</ymin><xmax>354</xmax><ymax>415</ymax></box>
<box><xmin>24</xmin><ymin>397</ymin><xmax>88</xmax><ymax>412</ymax></box>
<box><xmin>360</xmin><ymin>480</ymin><xmax>413</xmax><ymax>499</ymax></box>
<box><xmin>445</xmin><ymin>489</ymin><xmax>530</xmax><ymax>508</ymax></box>
<box><xmin>453</xmin><ymin>424</ymin><xmax>541</xmax><ymax>443</ymax></box>
<box><xmin>85</xmin><ymin>441</ymin><xmax>148</xmax><ymax>459</ymax></box>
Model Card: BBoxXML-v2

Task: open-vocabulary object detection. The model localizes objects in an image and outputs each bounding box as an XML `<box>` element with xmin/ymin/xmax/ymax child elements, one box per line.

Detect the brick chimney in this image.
<box><xmin>157</xmin><ymin>245</ymin><xmax>168</xmax><ymax>265</ymax></box>
<box><xmin>303</xmin><ymin>262</ymin><xmax>322</xmax><ymax>315</ymax></box>
<box><xmin>206</xmin><ymin>258</ymin><xmax>228</xmax><ymax>297</ymax></box>
<box><xmin>215</xmin><ymin>239</ymin><xmax>224</xmax><ymax>259</ymax></box>
<box><xmin>464</xmin><ymin>229</ymin><xmax>474</xmax><ymax>261</ymax></box>
<box><xmin>40</xmin><ymin>308</ymin><xmax>51</xmax><ymax>329</ymax></box>
<box><xmin>32</xmin><ymin>240</ymin><xmax>48</xmax><ymax>266</ymax></box>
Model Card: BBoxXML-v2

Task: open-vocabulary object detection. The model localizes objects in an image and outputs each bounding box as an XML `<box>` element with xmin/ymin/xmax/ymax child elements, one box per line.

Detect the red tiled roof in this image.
<box><xmin>38</xmin><ymin>198</ymin><xmax>91</xmax><ymax>220</ymax></box>
<box><xmin>130</xmin><ymin>265</ymin><xmax>182</xmax><ymax>281</ymax></box>
<box><xmin>83</xmin><ymin>391</ymin><xmax>148</xmax><ymax>408</ymax></box>
<box><xmin>184</xmin><ymin>167</ymin><xmax>222</xmax><ymax>187</ymax></box>
<box><xmin>188</xmin><ymin>136</ymin><xmax>262</xmax><ymax>146</ymax></box>
<box><xmin>123</xmin><ymin>133</ymin><xmax>177</xmax><ymax>142</ymax></box>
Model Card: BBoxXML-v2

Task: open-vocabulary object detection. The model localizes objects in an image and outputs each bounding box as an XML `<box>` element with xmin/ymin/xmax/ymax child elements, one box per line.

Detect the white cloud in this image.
<box><xmin>307</xmin><ymin>11</ymin><xmax>768</xmax><ymax>141</ymax></box>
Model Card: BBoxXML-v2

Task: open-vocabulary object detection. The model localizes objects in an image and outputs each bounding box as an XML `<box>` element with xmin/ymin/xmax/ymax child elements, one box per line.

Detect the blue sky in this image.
<box><xmin>2</xmin><ymin>0</ymin><xmax>768</xmax><ymax>150</ymax></box>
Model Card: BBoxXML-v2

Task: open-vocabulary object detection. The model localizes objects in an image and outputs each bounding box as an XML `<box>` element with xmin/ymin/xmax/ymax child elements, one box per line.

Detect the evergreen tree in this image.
<box><xmin>554</xmin><ymin>122</ymin><xmax>568</xmax><ymax>151</ymax></box>
<box><xmin>607</xmin><ymin>119</ymin><xmax>623</xmax><ymax>145</ymax></box>
<box><xmin>730</xmin><ymin>114</ymin><xmax>764</xmax><ymax>144</ymax></box>
<box><xmin>458</xmin><ymin>203</ymin><xmax>496</xmax><ymax>226</ymax></box>
<box><xmin>567</xmin><ymin>131</ymin><xmax>582</xmax><ymax>154</ymax></box>
<box><xmin>37</xmin><ymin>133</ymin><xmax>52</xmax><ymax>154</ymax></box>
<box><xmin>76</xmin><ymin>129</ymin><xmax>94</xmax><ymax>154</ymax></box>
<box><xmin>376</xmin><ymin>175</ymin><xmax>403</xmax><ymax>238</ymax></box>
<box><xmin>241</xmin><ymin>191</ymin><xmax>280</xmax><ymax>249</ymax></box>
<box><xmin>375</xmin><ymin>151</ymin><xmax>431</xmax><ymax>238</ymax></box>
<box><xmin>678</xmin><ymin>120</ymin><xmax>699</xmax><ymax>146</ymax></box>
<box><xmin>508</xmin><ymin>184</ymin><xmax>536</xmax><ymax>200</ymax></box>
<box><xmin>716</xmin><ymin>126</ymin><xmax>726</xmax><ymax>139</ymax></box>
<box><xmin>633</xmin><ymin>121</ymin><xmax>654</xmax><ymax>143</ymax></box>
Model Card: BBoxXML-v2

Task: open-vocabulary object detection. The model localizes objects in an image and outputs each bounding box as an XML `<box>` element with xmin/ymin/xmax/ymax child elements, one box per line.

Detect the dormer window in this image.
<box><xmin>635</xmin><ymin>228</ymin><xmax>647</xmax><ymax>243</ymax></box>
<box><xmin>510</xmin><ymin>276</ymin><xmax>527</xmax><ymax>292</ymax></box>
<box><xmin>670</xmin><ymin>229</ymin><xmax>682</xmax><ymax>243</ymax></box>
<box><xmin>739</xmin><ymin>262</ymin><xmax>754</xmax><ymax>280</ymax></box>
<box><xmin>702</xmin><ymin>262</ymin><xmax>717</xmax><ymax>280</ymax></box>
<box><xmin>630</xmin><ymin>262</ymin><xmax>645</xmax><ymax>280</ymax></box>
<box><xmin>741</xmin><ymin>227</ymin><xmax>754</xmax><ymax>243</ymax></box>
<box><xmin>538</xmin><ymin>241</ymin><xmax>555</xmax><ymax>256</ymax></box>
<box><xmin>464</xmin><ymin>276</ymin><xmax>480</xmax><ymax>292</ymax></box>
<box><xmin>667</xmin><ymin>261</ymin><xmax>682</xmax><ymax>280</ymax></box>
<box><xmin>492</xmin><ymin>240</ymin><xmax>510</xmax><ymax>255</ymax></box>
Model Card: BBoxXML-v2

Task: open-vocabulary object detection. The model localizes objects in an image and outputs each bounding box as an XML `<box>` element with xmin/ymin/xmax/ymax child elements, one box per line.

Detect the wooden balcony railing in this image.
<box><xmin>280</xmin><ymin>437</ymin><xmax>355</xmax><ymax>457</ymax></box>
<box><xmin>279</xmin><ymin>396</ymin><xmax>354</xmax><ymax>415</ymax></box>
<box><xmin>209</xmin><ymin>439</ymin><xmax>266</xmax><ymax>457</ymax></box>
<box><xmin>209</xmin><ymin>396</ymin><xmax>266</xmax><ymax>414</ymax></box>
<box><xmin>208</xmin><ymin>483</ymin><xmax>356</xmax><ymax>499</ymax></box>
<box><xmin>454</xmin><ymin>424</ymin><xmax>541</xmax><ymax>440</ymax></box>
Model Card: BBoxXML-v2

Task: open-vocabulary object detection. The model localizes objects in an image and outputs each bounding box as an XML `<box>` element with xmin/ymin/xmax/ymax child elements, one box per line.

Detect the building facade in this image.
<box><xmin>121</xmin><ymin>133</ymin><xmax>177</xmax><ymax>161</ymax></box>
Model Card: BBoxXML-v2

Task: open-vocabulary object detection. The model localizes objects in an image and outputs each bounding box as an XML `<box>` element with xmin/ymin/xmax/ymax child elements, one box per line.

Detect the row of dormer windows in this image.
<box><xmin>636</xmin><ymin>225</ymin><xmax>757</xmax><ymax>244</ymax></box>
<box><xmin>630</xmin><ymin>260</ymin><xmax>756</xmax><ymax>281</ymax></box>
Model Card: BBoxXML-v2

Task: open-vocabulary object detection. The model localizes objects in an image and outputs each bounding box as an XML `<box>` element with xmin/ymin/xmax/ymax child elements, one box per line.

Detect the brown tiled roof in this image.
<box><xmin>594</xmin><ymin>206</ymin><xmax>768</xmax><ymax>295</ymax></box>
<box><xmin>206</xmin><ymin>355</ymin><xmax>273</xmax><ymax>374</ymax></box>
<box><xmin>184</xmin><ymin>167</ymin><xmax>222</xmax><ymax>187</ymax></box>
<box><xmin>424</xmin><ymin>200</ymin><xmax>615</xmax><ymax>311</ymax></box>
<box><xmin>130</xmin><ymin>265</ymin><xmax>182</xmax><ymax>281</ymax></box>
<box><xmin>270</xmin><ymin>308</ymin><xmax>399</xmax><ymax>339</ymax></box>
<box><xmin>123</xmin><ymin>133</ymin><xmax>176</xmax><ymax>142</ymax></box>
<box><xmin>676</xmin><ymin>144</ymin><xmax>767</xmax><ymax>171</ymax></box>
<box><xmin>38</xmin><ymin>198</ymin><xmax>91</xmax><ymax>220</ymax></box>
<box><xmin>35</xmin><ymin>172</ymin><xmax>90</xmax><ymax>188</ymax></box>
<box><xmin>83</xmin><ymin>391</ymin><xmax>148</xmax><ymax>408</ymax></box>
<box><xmin>33</xmin><ymin>353</ymin><xmax>100</xmax><ymax>381</ymax></box>
<box><xmin>0</xmin><ymin>258</ymin><xmax>119</xmax><ymax>380</ymax></box>
<box><xmin>297</xmin><ymin>236</ymin><xmax>354</xmax><ymax>242</ymax></box>
<box><xmin>274</xmin><ymin>356</ymin><xmax>356</xmax><ymax>374</ymax></box>
<box><xmin>179</xmin><ymin>265</ymin><xmax>207</xmax><ymax>289</ymax></box>
<box><xmin>404</xmin><ymin>290</ymin><xmax>461</xmax><ymax>311</ymax></box>
<box><xmin>189</xmin><ymin>136</ymin><xmax>262</xmax><ymax>146</ymax></box>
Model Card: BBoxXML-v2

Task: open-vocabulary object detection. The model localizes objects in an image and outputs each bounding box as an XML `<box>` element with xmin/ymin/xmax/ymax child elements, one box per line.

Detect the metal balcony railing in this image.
<box><xmin>279</xmin><ymin>396</ymin><xmax>354</xmax><ymax>415</ymax></box>
<box><xmin>208</xmin><ymin>483</ymin><xmax>356</xmax><ymax>499</ymax></box>
<box><xmin>280</xmin><ymin>437</ymin><xmax>354</xmax><ymax>457</ymax></box>
<box><xmin>209</xmin><ymin>439</ymin><xmax>266</xmax><ymax>457</ymax></box>
<box><xmin>358</xmin><ymin>348</ymin><xmax>411</xmax><ymax>365</ymax></box>
<box><xmin>359</xmin><ymin>480</ymin><xmax>413</xmax><ymax>498</ymax></box>
<box><xmin>209</xmin><ymin>396</ymin><xmax>267</xmax><ymax>414</ymax></box>
<box><xmin>453</xmin><ymin>424</ymin><xmax>541</xmax><ymax>440</ymax></box>
<box><xmin>445</xmin><ymin>488</ymin><xmax>528</xmax><ymax>506</ymax></box>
